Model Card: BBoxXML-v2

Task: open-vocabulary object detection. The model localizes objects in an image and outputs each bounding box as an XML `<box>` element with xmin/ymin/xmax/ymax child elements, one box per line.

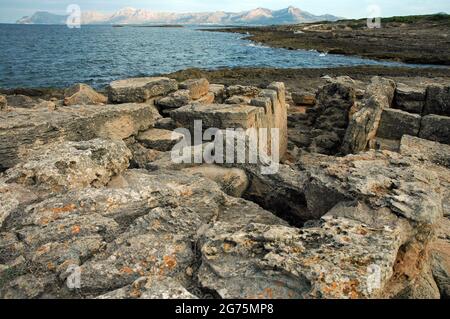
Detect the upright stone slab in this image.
<box><xmin>170</xmin><ymin>82</ymin><xmax>288</xmax><ymax>160</ymax></box>
<box><xmin>179</xmin><ymin>78</ymin><xmax>209</xmax><ymax>100</ymax></box>
<box><xmin>107</xmin><ymin>77</ymin><xmax>178</xmax><ymax>103</ymax></box>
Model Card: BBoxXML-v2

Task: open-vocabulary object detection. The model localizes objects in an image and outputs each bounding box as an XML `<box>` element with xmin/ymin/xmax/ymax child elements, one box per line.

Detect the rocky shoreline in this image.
<box><xmin>0</xmin><ymin>74</ymin><xmax>449</xmax><ymax>299</ymax></box>
<box><xmin>203</xmin><ymin>14</ymin><xmax>450</xmax><ymax>65</ymax></box>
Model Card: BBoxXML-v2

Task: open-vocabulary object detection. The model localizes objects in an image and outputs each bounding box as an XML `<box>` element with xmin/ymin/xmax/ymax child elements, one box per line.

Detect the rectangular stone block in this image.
<box><xmin>107</xmin><ymin>77</ymin><xmax>178</xmax><ymax>103</ymax></box>
<box><xmin>419</xmin><ymin>114</ymin><xmax>450</xmax><ymax>145</ymax></box>
<box><xmin>377</xmin><ymin>108</ymin><xmax>421</xmax><ymax>140</ymax></box>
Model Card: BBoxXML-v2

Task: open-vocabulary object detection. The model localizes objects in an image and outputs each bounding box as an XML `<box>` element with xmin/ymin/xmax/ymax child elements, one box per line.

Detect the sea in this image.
<box><xmin>0</xmin><ymin>24</ymin><xmax>426</xmax><ymax>89</ymax></box>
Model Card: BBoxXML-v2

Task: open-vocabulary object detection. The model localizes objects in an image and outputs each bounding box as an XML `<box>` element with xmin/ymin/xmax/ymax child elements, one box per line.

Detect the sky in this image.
<box><xmin>0</xmin><ymin>0</ymin><xmax>449</xmax><ymax>23</ymax></box>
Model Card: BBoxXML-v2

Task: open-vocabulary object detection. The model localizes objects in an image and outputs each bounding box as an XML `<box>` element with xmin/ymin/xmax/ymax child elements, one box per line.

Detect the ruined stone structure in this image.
<box><xmin>0</xmin><ymin>76</ymin><xmax>448</xmax><ymax>299</ymax></box>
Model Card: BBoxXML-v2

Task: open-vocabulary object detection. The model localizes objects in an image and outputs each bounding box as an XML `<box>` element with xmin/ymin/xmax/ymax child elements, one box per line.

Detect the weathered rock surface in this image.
<box><xmin>208</xmin><ymin>84</ymin><xmax>225</xmax><ymax>103</ymax></box>
<box><xmin>419</xmin><ymin>114</ymin><xmax>450</xmax><ymax>145</ymax></box>
<box><xmin>0</xmin><ymin>103</ymin><xmax>161</xmax><ymax>169</ymax></box>
<box><xmin>181</xmin><ymin>165</ymin><xmax>248</xmax><ymax>197</ymax></box>
<box><xmin>424</xmin><ymin>85</ymin><xmax>450</xmax><ymax>116</ymax></box>
<box><xmin>4</xmin><ymin>139</ymin><xmax>131</xmax><ymax>192</ymax></box>
<box><xmin>63</xmin><ymin>84</ymin><xmax>107</xmax><ymax>106</ymax></box>
<box><xmin>197</xmin><ymin>215</ymin><xmax>406</xmax><ymax>299</ymax></box>
<box><xmin>156</xmin><ymin>90</ymin><xmax>190</xmax><ymax>109</ymax></box>
<box><xmin>0</xmin><ymin>95</ymin><xmax>7</xmax><ymax>110</ymax></box>
<box><xmin>377</xmin><ymin>109</ymin><xmax>421</xmax><ymax>140</ymax></box>
<box><xmin>341</xmin><ymin>77</ymin><xmax>396</xmax><ymax>154</ymax></box>
<box><xmin>292</xmin><ymin>91</ymin><xmax>316</xmax><ymax>106</ymax></box>
<box><xmin>137</xmin><ymin>128</ymin><xmax>184</xmax><ymax>152</ymax></box>
<box><xmin>225</xmin><ymin>95</ymin><xmax>251</xmax><ymax>105</ymax></box>
<box><xmin>97</xmin><ymin>277</ymin><xmax>198</xmax><ymax>299</ymax></box>
<box><xmin>429</xmin><ymin>218</ymin><xmax>450</xmax><ymax>298</ymax></box>
<box><xmin>400</xmin><ymin>135</ymin><xmax>450</xmax><ymax>168</ymax></box>
<box><xmin>5</xmin><ymin>95</ymin><xmax>43</xmax><ymax>109</ymax></box>
<box><xmin>226</xmin><ymin>85</ymin><xmax>260</xmax><ymax>98</ymax></box>
<box><xmin>179</xmin><ymin>78</ymin><xmax>209</xmax><ymax>100</ymax></box>
<box><xmin>394</xmin><ymin>83</ymin><xmax>425</xmax><ymax>114</ymax></box>
<box><xmin>108</xmin><ymin>77</ymin><xmax>178</xmax><ymax>103</ymax></box>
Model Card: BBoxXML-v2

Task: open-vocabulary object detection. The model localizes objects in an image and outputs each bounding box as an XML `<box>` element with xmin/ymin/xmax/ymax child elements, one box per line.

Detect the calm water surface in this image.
<box><xmin>0</xmin><ymin>24</ymin><xmax>419</xmax><ymax>88</ymax></box>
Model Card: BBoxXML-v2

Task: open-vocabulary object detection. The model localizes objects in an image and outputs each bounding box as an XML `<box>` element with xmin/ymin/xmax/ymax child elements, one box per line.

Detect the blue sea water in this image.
<box><xmin>0</xmin><ymin>24</ymin><xmax>424</xmax><ymax>89</ymax></box>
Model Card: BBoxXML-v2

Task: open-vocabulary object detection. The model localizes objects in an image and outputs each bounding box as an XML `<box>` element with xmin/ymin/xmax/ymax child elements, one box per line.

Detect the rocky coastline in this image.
<box><xmin>0</xmin><ymin>72</ymin><xmax>449</xmax><ymax>299</ymax></box>
<box><xmin>203</xmin><ymin>14</ymin><xmax>450</xmax><ymax>65</ymax></box>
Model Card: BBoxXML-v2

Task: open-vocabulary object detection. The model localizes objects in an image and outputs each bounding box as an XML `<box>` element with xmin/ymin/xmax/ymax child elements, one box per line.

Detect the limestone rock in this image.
<box><xmin>108</xmin><ymin>77</ymin><xmax>178</xmax><ymax>103</ymax></box>
<box><xmin>156</xmin><ymin>90</ymin><xmax>190</xmax><ymax>109</ymax></box>
<box><xmin>394</xmin><ymin>83</ymin><xmax>426</xmax><ymax>114</ymax></box>
<box><xmin>419</xmin><ymin>114</ymin><xmax>450</xmax><ymax>145</ymax></box>
<box><xmin>194</xmin><ymin>92</ymin><xmax>215</xmax><ymax>105</ymax></box>
<box><xmin>154</xmin><ymin>117</ymin><xmax>177</xmax><ymax>130</ymax></box>
<box><xmin>198</xmin><ymin>215</ymin><xmax>406</xmax><ymax>299</ymax></box>
<box><xmin>137</xmin><ymin>128</ymin><xmax>184</xmax><ymax>152</ymax></box>
<box><xmin>4</xmin><ymin>139</ymin><xmax>131</xmax><ymax>192</ymax></box>
<box><xmin>342</xmin><ymin>77</ymin><xmax>396</xmax><ymax>154</ymax></box>
<box><xmin>97</xmin><ymin>277</ymin><xmax>197</xmax><ymax>299</ymax></box>
<box><xmin>179</xmin><ymin>78</ymin><xmax>209</xmax><ymax>100</ymax></box>
<box><xmin>377</xmin><ymin>109</ymin><xmax>421</xmax><ymax>140</ymax></box>
<box><xmin>0</xmin><ymin>95</ymin><xmax>7</xmax><ymax>110</ymax></box>
<box><xmin>429</xmin><ymin>218</ymin><xmax>450</xmax><ymax>298</ymax></box>
<box><xmin>225</xmin><ymin>95</ymin><xmax>251</xmax><ymax>105</ymax></box>
<box><xmin>6</xmin><ymin>95</ymin><xmax>43</xmax><ymax>109</ymax></box>
<box><xmin>298</xmin><ymin>150</ymin><xmax>443</xmax><ymax>225</ymax></box>
<box><xmin>400</xmin><ymin>135</ymin><xmax>450</xmax><ymax>168</ymax></box>
<box><xmin>0</xmin><ymin>103</ymin><xmax>161</xmax><ymax>169</ymax></box>
<box><xmin>209</xmin><ymin>84</ymin><xmax>225</xmax><ymax>103</ymax></box>
<box><xmin>63</xmin><ymin>83</ymin><xmax>107</xmax><ymax>106</ymax></box>
<box><xmin>226</xmin><ymin>85</ymin><xmax>260</xmax><ymax>98</ymax></box>
<box><xmin>292</xmin><ymin>91</ymin><xmax>316</xmax><ymax>106</ymax></box>
<box><xmin>181</xmin><ymin>165</ymin><xmax>248</xmax><ymax>197</ymax></box>
<box><xmin>424</xmin><ymin>85</ymin><xmax>450</xmax><ymax>116</ymax></box>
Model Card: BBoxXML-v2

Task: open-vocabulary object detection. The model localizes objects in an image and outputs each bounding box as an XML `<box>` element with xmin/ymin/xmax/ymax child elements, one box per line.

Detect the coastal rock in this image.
<box><xmin>194</xmin><ymin>92</ymin><xmax>215</xmax><ymax>105</ymax></box>
<box><xmin>6</xmin><ymin>95</ymin><xmax>43</xmax><ymax>108</ymax></box>
<box><xmin>400</xmin><ymin>135</ymin><xmax>450</xmax><ymax>168</ymax></box>
<box><xmin>429</xmin><ymin>218</ymin><xmax>450</xmax><ymax>298</ymax></box>
<box><xmin>0</xmin><ymin>102</ymin><xmax>161</xmax><ymax>169</ymax></box>
<box><xmin>292</xmin><ymin>91</ymin><xmax>316</xmax><ymax>106</ymax></box>
<box><xmin>394</xmin><ymin>83</ymin><xmax>425</xmax><ymax>114</ymax></box>
<box><xmin>298</xmin><ymin>150</ymin><xmax>443</xmax><ymax>224</ymax></box>
<box><xmin>154</xmin><ymin>117</ymin><xmax>177</xmax><ymax>130</ymax></box>
<box><xmin>208</xmin><ymin>84</ymin><xmax>225</xmax><ymax>103</ymax></box>
<box><xmin>376</xmin><ymin>109</ymin><xmax>421</xmax><ymax>140</ymax></box>
<box><xmin>4</xmin><ymin>139</ymin><xmax>131</xmax><ymax>192</ymax></box>
<box><xmin>156</xmin><ymin>90</ymin><xmax>190</xmax><ymax>109</ymax></box>
<box><xmin>226</xmin><ymin>85</ymin><xmax>260</xmax><ymax>98</ymax></box>
<box><xmin>424</xmin><ymin>85</ymin><xmax>450</xmax><ymax>116</ymax></box>
<box><xmin>225</xmin><ymin>95</ymin><xmax>251</xmax><ymax>105</ymax></box>
<box><xmin>419</xmin><ymin>114</ymin><xmax>450</xmax><ymax>145</ymax></box>
<box><xmin>197</xmin><ymin>215</ymin><xmax>407</xmax><ymax>299</ymax></box>
<box><xmin>35</xmin><ymin>100</ymin><xmax>57</xmax><ymax>111</ymax></box>
<box><xmin>108</xmin><ymin>77</ymin><xmax>178</xmax><ymax>103</ymax></box>
<box><xmin>179</xmin><ymin>78</ymin><xmax>209</xmax><ymax>100</ymax></box>
<box><xmin>0</xmin><ymin>95</ymin><xmax>7</xmax><ymax>110</ymax></box>
<box><xmin>63</xmin><ymin>83</ymin><xmax>108</xmax><ymax>106</ymax></box>
<box><xmin>341</xmin><ymin>77</ymin><xmax>396</xmax><ymax>154</ymax></box>
<box><xmin>137</xmin><ymin>128</ymin><xmax>184</xmax><ymax>152</ymax></box>
<box><xmin>181</xmin><ymin>165</ymin><xmax>249</xmax><ymax>197</ymax></box>
<box><xmin>97</xmin><ymin>277</ymin><xmax>197</xmax><ymax>299</ymax></box>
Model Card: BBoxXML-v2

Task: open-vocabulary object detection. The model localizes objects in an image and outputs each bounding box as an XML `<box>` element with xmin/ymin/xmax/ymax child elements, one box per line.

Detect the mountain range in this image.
<box><xmin>16</xmin><ymin>6</ymin><xmax>341</xmax><ymax>25</ymax></box>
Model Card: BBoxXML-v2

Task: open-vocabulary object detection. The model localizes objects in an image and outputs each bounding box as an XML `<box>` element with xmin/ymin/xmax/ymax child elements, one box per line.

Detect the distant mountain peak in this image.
<box><xmin>16</xmin><ymin>6</ymin><xmax>341</xmax><ymax>25</ymax></box>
